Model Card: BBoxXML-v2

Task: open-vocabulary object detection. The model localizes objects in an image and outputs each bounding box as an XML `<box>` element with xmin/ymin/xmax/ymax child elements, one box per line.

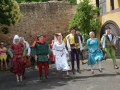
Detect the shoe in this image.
<box><xmin>77</xmin><ymin>69</ymin><xmax>81</xmax><ymax>74</ymax></box>
<box><xmin>114</xmin><ymin>65</ymin><xmax>119</xmax><ymax>69</ymax></box>
<box><xmin>17</xmin><ymin>79</ymin><xmax>19</xmax><ymax>82</ymax></box>
<box><xmin>82</xmin><ymin>62</ymin><xmax>86</xmax><ymax>65</ymax></box>
<box><xmin>45</xmin><ymin>75</ymin><xmax>48</xmax><ymax>79</ymax></box>
<box><xmin>72</xmin><ymin>69</ymin><xmax>76</xmax><ymax>75</ymax></box>
<box><xmin>99</xmin><ymin>69</ymin><xmax>102</xmax><ymax>72</ymax></box>
<box><xmin>40</xmin><ymin>75</ymin><xmax>43</xmax><ymax>80</ymax></box>
<box><xmin>91</xmin><ymin>70</ymin><xmax>94</xmax><ymax>74</ymax></box>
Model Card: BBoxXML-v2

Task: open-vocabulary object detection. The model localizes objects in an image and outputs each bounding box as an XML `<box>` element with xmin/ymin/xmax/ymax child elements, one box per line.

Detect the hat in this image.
<box><xmin>54</xmin><ymin>33</ymin><xmax>62</xmax><ymax>36</ymax></box>
<box><xmin>0</xmin><ymin>42</ymin><xmax>4</xmax><ymax>45</ymax></box>
<box><xmin>38</xmin><ymin>34</ymin><xmax>46</xmax><ymax>38</ymax></box>
<box><xmin>105</xmin><ymin>25</ymin><xmax>111</xmax><ymax>30</ymax></box>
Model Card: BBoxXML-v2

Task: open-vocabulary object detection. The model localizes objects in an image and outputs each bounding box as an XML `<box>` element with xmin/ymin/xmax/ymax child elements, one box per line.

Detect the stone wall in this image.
<box><xmin>0</xmin><ymin>1</ymin><xmax>77</xmax><ymax>46</ymax></box>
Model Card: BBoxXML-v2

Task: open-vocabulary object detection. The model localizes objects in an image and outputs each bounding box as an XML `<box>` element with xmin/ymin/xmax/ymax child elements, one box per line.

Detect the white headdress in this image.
<box><xmin>54</xmin><ymin>33</ymin><xmax>62</xmax><ymax>43</ymax></box>
<box><xmin>13</xmin><ymin>35</ymin><xmax>20</xmax><ymax>44</ymax></box>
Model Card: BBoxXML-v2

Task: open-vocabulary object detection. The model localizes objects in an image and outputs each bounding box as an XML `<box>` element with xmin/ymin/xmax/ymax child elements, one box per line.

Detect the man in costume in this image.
<box><xmin>31</xmin><ymin>34</ymin><xmax>50</xmax><ymax>80</ymax></box>
<box><xmin>64</xmin><ymin>27</ymin><xmax>83</xmax><ymax>74</ymax></box>
<box><xmin>101</xmin><ymin>26</ymin><xmax>119</xmax><ymax>69</ymax></box>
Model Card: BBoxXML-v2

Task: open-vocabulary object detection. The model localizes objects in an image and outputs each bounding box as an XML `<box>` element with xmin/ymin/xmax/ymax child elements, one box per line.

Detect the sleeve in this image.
<box><xmin>27</xmin><ymin>48</ymin><xmax>31</xmax><ymax>56</ymax></box>
<box><xmin>102</xmin><ymin>36</ymin><xmax>106</xmax><ymax>48</ymax></box>
<box><xmin>52</xmin><ymin>42</ymin><xmax>56</xmax><ymax>56</ymax></box>
<box><xmin>63</xmin><ymin>36</ymin><xmax>67</xmax><ymax>46</ymax></box>
<box><xmin>26</xmin><ymin>41</ymin><xmax>31</xmax><ymax>56</ymax></box>
<box><xmin>66</xmin><ymin>36</ymin><xmax>71</xmax><ymax>51</ymax></box>
<box><xmin>63</xmin><ymin>42</ymin><xmax>68</xmax><ymax>54</ymax></box>
<box><xmin>78</xmin><ymin>36</ymin><xmax>83</xmax><ymax>50</ymax></box>
<box><xmin>7</xmin><ymin>48</ymin><xmax>13</xmax><ymax>58</ymax></box>
<box><xmin>82</xmin><ymin>36</ymin><xmax>84</xmax><ymax>43</ymax></box>
<box><xmin>114</xmin><ymin>36</ymin><xmax>116</xmax><ymax>44</ymax></box>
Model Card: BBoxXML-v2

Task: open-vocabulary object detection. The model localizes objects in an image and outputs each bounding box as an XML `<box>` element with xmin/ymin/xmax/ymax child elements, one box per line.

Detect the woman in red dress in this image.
<box><xmin>8</xmin><ymin>35</ymin><xmax>26</xmax><ymax>82</ymax></box>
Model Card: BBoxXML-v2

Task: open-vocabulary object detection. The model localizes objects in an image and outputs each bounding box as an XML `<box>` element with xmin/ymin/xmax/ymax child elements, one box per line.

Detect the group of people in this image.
<box><xmin>1</xmin><ymin>25</ymin><xmax>119</xmax><ymax>82</ymax></box>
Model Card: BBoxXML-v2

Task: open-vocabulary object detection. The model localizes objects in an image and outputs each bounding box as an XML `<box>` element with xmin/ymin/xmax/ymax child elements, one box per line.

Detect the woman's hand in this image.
<box><xmin>18</xmin><ymin>55</ymin><xmax>21</xmax><ymax>58</ymax></box>
<box><xmin>47</xmin><ymin>55</ymin><xmax>49</xmax><ymax>58</ymax></box>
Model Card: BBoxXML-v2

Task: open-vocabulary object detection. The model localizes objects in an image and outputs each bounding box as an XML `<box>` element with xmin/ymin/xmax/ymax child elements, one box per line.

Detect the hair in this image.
<box><xmin>89</xmin><ymin>31</ymin><xmax>95</xmax><ymax>36</ymax></box>
<box><xmin>76</xmin><ymin>28</ymin><xmax>80</xmax><ymax>32</ymax></box>
<box><xmin>70</xmin><ymin>27</ymin><xmax>76</xmax><ymax>31</ymax></box>
<box><xmin>105</xmin><ymin>25</ymin><xmax>111</xmax><ymax>30</ymax></box>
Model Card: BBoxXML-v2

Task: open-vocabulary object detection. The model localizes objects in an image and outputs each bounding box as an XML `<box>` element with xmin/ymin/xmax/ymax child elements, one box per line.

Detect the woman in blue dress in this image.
<box><xmin>86</xmin><ymin>31</ymin><xmax>104</xmax><ymax>74</ymax></box>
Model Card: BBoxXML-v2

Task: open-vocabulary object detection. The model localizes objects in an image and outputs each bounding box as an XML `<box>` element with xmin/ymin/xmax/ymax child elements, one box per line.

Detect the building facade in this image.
<box><xmin>77</xmin><ymin>0</ymin><xmax>120</xmax><ymax>57</ymax></box>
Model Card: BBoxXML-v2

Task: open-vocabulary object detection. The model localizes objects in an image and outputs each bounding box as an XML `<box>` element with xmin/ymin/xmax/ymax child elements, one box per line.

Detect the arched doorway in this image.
<box><xmin>100</xmin><ymin>20</ymin><xmax>120</xmax><ymax>58</ymax></box>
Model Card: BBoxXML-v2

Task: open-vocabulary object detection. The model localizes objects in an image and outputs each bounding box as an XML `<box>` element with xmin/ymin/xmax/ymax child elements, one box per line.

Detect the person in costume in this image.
<box><xmin>31</xmin><ymin>34</ymin><xmax>50</xmax><ymax>80</ymax></box>
<box><xmin>49</xmin><ymin>40</ymin><xmax>55</xmax><ymax>63</ymax></box>
<box><xmin>86</xmin><ymin>31</ymin><xmax>104</xmax><ymax>74</ymax></box>
<box><xmin>20</xmin><ymin>37</ymin><xmax>31</xmax><ymax>68</ymax></box>
<box><xmin>20</xmin><ymin>37</ymin><xmax>31</xmax><ymax>78</ymax></box>
<box><xmin>76</xmin><ymin>29</ymin><xmax>87</xmax><ymax>65</ymax></box>
<box><xmin>64</xmin><ymin>27</ymin><xmax>83</xmax><ymax>74</ymax></box>
<box><xmin>101</xmin><ymin>26</ymin><xmax>119</xmax><ymax>69</ymax></box>
<box><xmin>0</xmin><ymin>42</ymin><xmax>8</xmax><ymax>70</ymax></box>
<box><xmin>53</xmin><ymin>33</ymin><xmax>70</xmax><ymax>76</ymax></box>
<box><xmin>8</xmin><ymin>35</ymin><xmax>26</xmax><ymax>82</ymax></box>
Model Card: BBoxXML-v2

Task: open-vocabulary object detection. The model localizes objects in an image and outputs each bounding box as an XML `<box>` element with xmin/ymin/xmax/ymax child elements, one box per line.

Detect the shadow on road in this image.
<box><xmin>0</xmin><ymin>67</ymin><xmax>120</xmax><ymax>90</ymax></box>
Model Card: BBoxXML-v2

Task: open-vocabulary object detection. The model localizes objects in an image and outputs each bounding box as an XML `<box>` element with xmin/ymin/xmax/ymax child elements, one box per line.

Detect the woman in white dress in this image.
<box><xmin>53</xmin><ymin>33</ymin><xmax>70</xmax><ymax>76</ymax></box>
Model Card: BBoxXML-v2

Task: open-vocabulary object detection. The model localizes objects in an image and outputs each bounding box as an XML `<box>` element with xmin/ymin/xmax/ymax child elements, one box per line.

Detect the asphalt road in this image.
<box><xmin>0</xmin><ymin>59</ymin><xmax>120</xmax><ymax>90</ymax></box>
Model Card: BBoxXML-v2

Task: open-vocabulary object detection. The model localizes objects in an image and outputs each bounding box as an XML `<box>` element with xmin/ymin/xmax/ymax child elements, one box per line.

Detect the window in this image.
<box><xmin>110</xmin><ymin>0</ymin><xmax>114</xmax><ymax>10</ymax></box>
<box><xmin>99</xmin><ymin>0</ymin><xmax>106</xmax><ymax>15</ymax></box>
<box><xmin>96</xmin><ymin>0</ymin><xmax>106</xmax><ymax>15</ymax></box>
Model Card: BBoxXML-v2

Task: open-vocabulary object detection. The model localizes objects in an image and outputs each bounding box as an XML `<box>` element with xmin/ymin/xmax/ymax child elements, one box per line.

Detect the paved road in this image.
<box><xmin>0</xmin><ymin>59</ymin><xmax>120</xmax><ymax>90</ymax></box>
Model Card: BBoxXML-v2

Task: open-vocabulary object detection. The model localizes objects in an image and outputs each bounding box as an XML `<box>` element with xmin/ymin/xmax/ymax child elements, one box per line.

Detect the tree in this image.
<box><xmin>68</xmin><ymin>0</ymin><xmax>100</xmax><ymax>42</ymax></box>
<box><xmin>0</xmin><ymin>0</ymin><xmax>23</xmax><ymax>26</ymax></box>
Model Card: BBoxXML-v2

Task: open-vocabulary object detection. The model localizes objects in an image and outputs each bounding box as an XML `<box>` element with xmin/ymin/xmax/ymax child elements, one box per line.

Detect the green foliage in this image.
<box><xmin>65</xmin><ymin>0</ymin><xmax>76</xmax><ymax>4</ymax></box>
<box><xmin>68</xmin><ymin>0</ymin><xmax>100</xmax><ymax>41</ymax></box>
<box><xmin>1</xmin><ymin>27</ymin><xmax>9</xmax><ymax>34</ymax></box>
<box><xmin>0</xmin><ymin>0</ymin><xmax>23</xmax><ymax>26</ymax></box>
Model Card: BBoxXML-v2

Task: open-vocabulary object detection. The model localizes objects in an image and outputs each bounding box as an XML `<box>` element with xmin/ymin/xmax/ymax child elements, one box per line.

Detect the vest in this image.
<box><xmin>67</xmin><ymin>34</ymin><xmax>80</xmax><ymax>49</ymax></box>
<box><xmin>105</xmin><ymin>34</ymin><xmax>115</xmax><ymax>47</ymax></box>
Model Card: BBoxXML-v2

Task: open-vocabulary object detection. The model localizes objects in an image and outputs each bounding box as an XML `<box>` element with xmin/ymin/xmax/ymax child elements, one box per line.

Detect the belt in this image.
<box><xmin>56</xmin><ymin>48</ymin><xmax>64</xmax><ymax>51</ymax></box>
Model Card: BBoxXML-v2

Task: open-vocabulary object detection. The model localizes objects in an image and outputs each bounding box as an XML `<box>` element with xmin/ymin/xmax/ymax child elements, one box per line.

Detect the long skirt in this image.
<box><xmin>24</xmin><ymin>56</ymin><xmax>31</xmax><ymax>68</ymax></box>
<box><xmin>10</xmin><ymin>55</ymin><xmax>25</xmax><ymax>76</ymax></box>
<box><xmin>87</xmin><ymin>49</ymin><xmax>104</xmax><ymax>65</ymax></box>
<box><xmin>55</xmin><ymin>54</ymin><xmax>70</xmax><ymax>71</ymax></box>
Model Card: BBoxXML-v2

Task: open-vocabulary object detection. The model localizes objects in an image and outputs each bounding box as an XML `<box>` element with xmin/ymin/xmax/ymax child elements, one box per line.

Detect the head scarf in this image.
<box><xmin>13</xmin><ymin>35</ymin><xmax>20</xmax><ymax>44</ymax></box>
<box><xmin>31</xmin><ymin>34</ymin><xmax>46</xmax><ymax>47</ymax></box>
<box><xmin>54</xmin><ymin>33</ymin><xmax>62</xmax><ymax>43</ymax></box>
